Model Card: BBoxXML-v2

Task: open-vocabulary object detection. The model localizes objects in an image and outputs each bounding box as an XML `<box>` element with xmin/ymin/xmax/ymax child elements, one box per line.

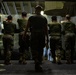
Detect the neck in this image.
<box><xmin>52</xmin><ymin>21</ymin><xmax>57</xmax><ymax>22</ymax></box>
<box><xmin>7</xmin><ymin>20</ymin><xmax>12</xmax><ymax>22</ymax></box>
<box><xmin>65</xmin><ymin>20</ymin><xmax>71</xmax><ymax>22</ymax></box>
<box><xmin>22</xmin><ymin>16</ymin><xmax>26</xmax><ymax>19</ymax></box>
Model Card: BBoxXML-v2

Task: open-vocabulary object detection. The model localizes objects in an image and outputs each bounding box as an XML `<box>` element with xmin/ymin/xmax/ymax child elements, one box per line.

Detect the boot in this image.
<box><xmin>22</xmin><ymin>60</ymin><xmax>27</xmax><ymax>64</ymax></box>
<box><xmin>35</xmin><ymin>63</ymin><xmax>43</xmax><ymax>72</ymax></box>
<box><xmin>22</xmin><ymin>53</ymin><xmax>27</xmax><ymax>64</ymax></box>
<box><xmin>4</xmin><ymin>60</ymin><xmax>11</xmax><ymax>65</ymax></box>
<box><xmin>19</xmin><ymin>56</ymin><xmax>23</xmax><ymax>64</ymax></box>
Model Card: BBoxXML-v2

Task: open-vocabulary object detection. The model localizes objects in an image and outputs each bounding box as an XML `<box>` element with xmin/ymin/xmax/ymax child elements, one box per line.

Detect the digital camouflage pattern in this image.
<box><xmin>62</xmin><ymin>21</ymin><xmax>76</xmax><ymax>63</ymax></box>
<box><xmin>2</xmin><ymin>21</ymin><xmax>16</xmax><ymax>64</ymax></box>
<box><xmin>3</xmin><ymin>21</ymin><xmax>16</xmax><ymax>35</ymax></box>
<box><xmin>17</xmin><ymin>18</ymin><xmax>28</xmax><ymax>64</ymax></box>
<box><xmin>55</xmin><ymin>49</ymin><xmax>61</xmax><ymax>63</ymax></box>
<box><xmin>49</xmin><ymin>22</ymin><xmax>62</xmax><ymax>63</ymax></box>
<box><xmin>17</xmin><ymin>19</ymin><xmax>28</xmax><ymax>32</ymax></box>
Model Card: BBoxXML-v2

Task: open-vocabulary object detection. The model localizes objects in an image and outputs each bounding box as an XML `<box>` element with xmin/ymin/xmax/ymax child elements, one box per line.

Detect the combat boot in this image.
<box><xmin>4</xmin><ymin>60</ymin><xmax>11</xmax><ymax>65</ymax></box>
<box><xmin>19</xmin><ymin>56</ymin><xmax>23</xmax><ymax>64</ymax></box>
<box><xmin>22</xmin><ymin>53</ymin><xmax>27</xmax><ymax>64</ymax></box>
<box><xmin>66</xmin><ymin>50</ymin><xmax>71</xmax><ymax>64</ymax></box>
<box><xmin>4</xmin><ymin>50</ymin><xmax>11</xmax><ymax>65</ymax></box>
<box><xmin>22</xmin><ymin>60</ymin><xmax>27</xmax><ymax>64</ymax></box>
<box><xmin>35</xmin><ymin>63</ymin><xmax>43</xmax><ymax>72</ymax></box>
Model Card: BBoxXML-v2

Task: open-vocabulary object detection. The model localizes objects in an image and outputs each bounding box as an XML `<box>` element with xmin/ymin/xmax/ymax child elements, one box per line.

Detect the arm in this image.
<box><xmin>74</xmin><ymin>24</ymin><xmax>76</xmax><ymax>34</ymax></box>
<box><xmin>23</xmin><ymin>20</ymin><xmax>30</xmax><ymax>39</ymax></box>
<box><xmin>14</xmin><ymin>24</ymin><xmax>17</xmax><ymax>33</ymax></box>
<box><xmin>61</xmin><ymin>23</ymin><xmax>65</xmax><ymax>35</ymax></box>
<box><xmin>2</xmin><ymin>21</ymin><xmax>6</xmax><ymax>33</ymax></box>
<box><xmin>44</xmin><ymin>21</ymin><xmax>48</xmax><ymax>45</ymax></box>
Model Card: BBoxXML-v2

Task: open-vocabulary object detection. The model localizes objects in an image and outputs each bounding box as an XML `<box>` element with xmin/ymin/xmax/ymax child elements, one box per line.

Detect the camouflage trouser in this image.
<box><xmin>19</xmin><ymin>33</ymin><xmax>30</xmax><ymax>63</ymax></box>
<box><xmin>65</xmin><ymin>50</ymin><xmax>71</xmax><ymax>63</ymax></box>
<box><xmin>50</xmin><ymin>37</ymin><xmax>61</xmax><ymax>63</ymax></box>
<box><xmin>2</xmin><ymin>34</ymin><xmax>14</xmax><ymax>63</ymax></box>
<box><xmin>55</xmin><ymin>49</ymin><xmax>61</xmax><ymax>63</ymax></box>
<box><xmin>65</xmin><ymin>33</ymin><xmax>75</xmax><ymax>63</ymax></box>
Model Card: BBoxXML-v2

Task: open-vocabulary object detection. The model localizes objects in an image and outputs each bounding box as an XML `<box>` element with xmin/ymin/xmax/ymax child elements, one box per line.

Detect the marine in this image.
<box><xmin>2</xmin><ymin>15</ymin><xmax>16</xmax><ymax>65</ymax></box>
<box><xmin>61</xmin><ymin>14</ymin><xmax>76</xmax><ymax>64</ymax></box>
<box><xmin>23</xmin><ymin>5</ymin><xmax>48</xmax><ymax>72</ymax></box>
<box><xmin>17</xmin><ymin>12</ymin><xmax>29</xmax><ymax>64</ymax></box>
<box><xmin>49</xmin><ymin>16</ymin><xmax>62</xmax><ymax>64</ymax></box>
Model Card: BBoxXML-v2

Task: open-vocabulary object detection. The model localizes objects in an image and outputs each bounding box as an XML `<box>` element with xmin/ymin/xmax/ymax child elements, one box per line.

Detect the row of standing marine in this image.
<box><xmin>2</xmin><ymin>5</ymin><xmax>76</xmax><ymax>72</ymax></box>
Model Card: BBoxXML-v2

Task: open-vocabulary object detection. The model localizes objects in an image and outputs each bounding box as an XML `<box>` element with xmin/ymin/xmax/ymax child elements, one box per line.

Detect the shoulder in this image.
<box><xmin>28</xmin><ymin>16</ymin><xmax>35</xmax><ymax>21</ymax></box>
<box><xmin>61</xmin><ymin>21</ymin><xmax>69</xmax><ymax>26</ymax></box>
<box><xmin>70</xmin><ymin>22</ymin><xmax>75</xmax><ymax>25</ymax></box>
<box><xmin>11</xmin><ymin>22</ymin><xmax>16</xmax><ymax>26</ymax></box>
<box><xmin>49</xmin><ymin>22</ymin><xmax>61</xmax><ymax>25</ymax></box>
<box><xmin>64</xmin><ymin>21</ymin><xmax>75</xmax><ymax>25</ymax></box>
<box><xmin>28</xmin><ymin>16</ymin><xmax>33</xmax><ymax>19</ymax></box>
<box><xmin>40</xmin><ymin>15</ymin><xmax>47</xmax><ymax>20</ymax></box>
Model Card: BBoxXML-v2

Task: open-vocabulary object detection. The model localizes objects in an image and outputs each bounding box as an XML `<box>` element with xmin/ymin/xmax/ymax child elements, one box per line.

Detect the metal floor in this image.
<box><xmin>0</xmin><ymin>60</ymin><xmax>76</xmax><ymax>75</ymax></box>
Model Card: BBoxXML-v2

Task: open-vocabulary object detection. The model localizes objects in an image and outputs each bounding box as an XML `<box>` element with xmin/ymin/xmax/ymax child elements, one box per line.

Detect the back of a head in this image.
<box><xmin>7</xmin><ymin>15</ymin><xmax>12</xmax><ymax>20</ymax></box>
<box><xmin>65</xmin><ymin>14</ymin><xmax>71</xmax><ymax>20</ymax></box>
<box><xmin>51</xmin><ymin>15</ymin><xmax>57</xmax><ymax>21</ymax></box>
<box><xmin>22</xmin><ymin>12</ymin><xmax>27</xmax><ymax>17</ymax></box>
<box><xmin>35</xmin><ymin>5</ymin><xmax>43</xmax><ymax>11</ymax></box>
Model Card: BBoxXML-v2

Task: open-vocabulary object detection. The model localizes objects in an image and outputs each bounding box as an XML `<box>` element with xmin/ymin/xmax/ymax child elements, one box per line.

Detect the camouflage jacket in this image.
<box><xmin>49</xmin><ymin>22</ymin><xmax>61</xmax><ymax>36</ymax></box>
<box><xmin>61</xmin><ymin>21</ymin><xmax>76</xmax><ymax>34</ymax></box>
<box><xmin>3</xmin><ymin>21</ymin><xmax>16</xmax><ymax>35</ymax></box>
<box><xmin>17</xmin><ymin>18</ymin><xmax>28</xmax><ymax>32</ymax></box>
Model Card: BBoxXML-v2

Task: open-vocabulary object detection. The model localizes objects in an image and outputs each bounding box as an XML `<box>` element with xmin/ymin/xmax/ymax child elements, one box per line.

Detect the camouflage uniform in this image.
<box><xmin>49</xmin><ymin>22</ymin><xmax>62</xmax><ymax>64</ymax></box>
<box><xmin>62</xmin><ymin>21</ymin><xmax>76</xmax><ymax>63</ymax></box>
<box><xmin>2</xmin><ymin>21</ymin><xmax>16</xmax><ymax>64</ymax></box>
<box><xmin>17</xmin><ymin>18</ymin><xmax>29</xmax><ymax>64</ymax></box>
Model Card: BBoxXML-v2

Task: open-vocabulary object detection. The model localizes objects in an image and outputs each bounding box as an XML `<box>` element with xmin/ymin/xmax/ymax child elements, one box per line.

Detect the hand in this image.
<box><xmin>22</xmin><ymin>31</ymin><xmax>27</xmax><ymax>41</ymax></box>
<box><xmin>22</xmin><ymin>33</ymin><xmax>26</xmax><ymax>41</ymax></box>
<box><xmin>4</xmin><ymin>18</ymin><xmax>7</xmax><ymax>21</ymax></box>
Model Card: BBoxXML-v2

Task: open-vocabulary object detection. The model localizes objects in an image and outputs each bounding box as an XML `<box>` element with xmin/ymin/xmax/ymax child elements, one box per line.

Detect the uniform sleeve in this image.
<box><xmin>28</xmin><ymin>16</ymin><xmax>32</xmax><ymax>23</ymax></box>
<box><xmin>74</xmin><ymin>24</ymin><xmax>76</xmax><ymax>34</ymax></box>
<box><xmin>14</xmin><ymin>24</ymin><xmax>17</xmax><ymax>33</ymax></box>
<box><xmin>46</xmin><ymin>18</ymin><xmax>48</xmax><ymax>25</ymax></box>
<box><xmin>44</xmin><ymin>17</ymin><xmax>48</xmax><ymax>25</ymax></box>
<box><xmin>27</xmin><ymin>16</ymin><xmax>33</xmax><ymax>29</ymax></box>
<box><xmin>3</xmin><ymin>21</ymin><xmax>6</xmax><ymax>30</ymax></box>
<box><xmin>59</xmin><ymin>24</ymin><xmax>62</xmax><ymax>34</ymax></box>
<box><xmin>48</xmin><ymin>24</ymin><xmax>50</xmax><ymax>34</ymax></box>
<box><xmin>61</xmin><ymin>22</ymin><xmax>65</xmax><ymax>35</ymax></box>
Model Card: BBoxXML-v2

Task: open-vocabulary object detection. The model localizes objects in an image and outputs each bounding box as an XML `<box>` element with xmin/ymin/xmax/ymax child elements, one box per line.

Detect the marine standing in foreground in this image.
<box><xmin>23</xmin><ymin>5</ymin><xmax>48</xmax><ymax>71</ymax></box>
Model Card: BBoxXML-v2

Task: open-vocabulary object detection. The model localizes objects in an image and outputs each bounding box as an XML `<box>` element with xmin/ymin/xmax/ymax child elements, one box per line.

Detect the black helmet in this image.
<box><xmin>35</xmin><ymin>5</ymin><xmax>43</xmax><ymax>10</ymax></box>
